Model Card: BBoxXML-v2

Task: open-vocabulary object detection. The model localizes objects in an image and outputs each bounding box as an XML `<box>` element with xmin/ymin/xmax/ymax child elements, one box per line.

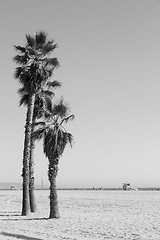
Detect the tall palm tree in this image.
<box><xmin>14</xmin><ymin>31</ymin><xmax>59</xmax><ymax>216</ymax></box>
<box><xmin>18</xmin><ymin>80</ymin><xmax>61</xmax><ymax>213</ymax></box>
<box><xmin>33</xmin><ymin>98</ymin><xmax>74</xmax><ymax>218</ymax></box>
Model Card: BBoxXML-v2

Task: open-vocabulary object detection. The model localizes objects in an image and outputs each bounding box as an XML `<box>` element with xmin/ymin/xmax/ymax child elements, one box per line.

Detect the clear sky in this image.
<box><xmin>0</xmin><ymin>0</ymin><xmax>160</xmax><ymax>188</ymax></box>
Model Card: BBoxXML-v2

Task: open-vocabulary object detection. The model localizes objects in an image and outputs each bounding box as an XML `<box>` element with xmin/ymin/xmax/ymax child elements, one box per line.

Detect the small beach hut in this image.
<box><xmin>123</xmin><ymin>182</ymin><xmax>131</xmax><ymax>190</ymax></box>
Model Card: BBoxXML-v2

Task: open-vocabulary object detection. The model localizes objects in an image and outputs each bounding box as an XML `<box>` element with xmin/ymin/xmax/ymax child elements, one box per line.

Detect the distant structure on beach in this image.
<box><xmin>10</xmin><ymin>185</ymin><xmax>17</xmax><ymax>190</ymax></box>
<box><xmin>123</xmin><ymin>182</ymin><xmax>131</xmax><ymax>190</ymax></box>
<box><xmin>122</xmin><ymin>182</ymin><xmax>138</xmax><ymax>191</ymax></box>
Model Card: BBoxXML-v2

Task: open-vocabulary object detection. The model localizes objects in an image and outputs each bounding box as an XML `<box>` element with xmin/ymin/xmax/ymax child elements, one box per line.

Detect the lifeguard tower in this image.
<box><xmin>123</xmin><ymin>182</ymin><xmax>131</xmax><ymax>190</ymax></box>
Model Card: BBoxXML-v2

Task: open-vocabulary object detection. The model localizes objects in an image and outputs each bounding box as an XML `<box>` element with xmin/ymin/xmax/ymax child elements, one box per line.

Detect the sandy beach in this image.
<box><xmin>0</xmin><ymin>190</ymin><xmax>160</xmax><ymax>240</ymax></box>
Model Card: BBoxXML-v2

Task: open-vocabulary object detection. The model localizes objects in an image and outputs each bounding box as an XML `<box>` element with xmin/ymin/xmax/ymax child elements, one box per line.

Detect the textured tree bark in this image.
<box><xmin>22</xmin><ymin>94</ymin><xmax>35</xmax><ymax>216</ymax></box>
<box><xmin>29</xmin><ymin>111</ymin><xmax>37</xmax><ymax>212</ymax></box>
<box><xmin>48</xmin><ymin>160</ymin><xmax>60</xmax><ymax>218</ymax></box>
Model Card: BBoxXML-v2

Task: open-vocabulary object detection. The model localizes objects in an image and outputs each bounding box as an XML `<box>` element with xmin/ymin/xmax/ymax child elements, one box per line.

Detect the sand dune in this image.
<box><xmin>0</xmin><ymin>190</ymin><xmax>160</xmax><ymax>239</ymax></box>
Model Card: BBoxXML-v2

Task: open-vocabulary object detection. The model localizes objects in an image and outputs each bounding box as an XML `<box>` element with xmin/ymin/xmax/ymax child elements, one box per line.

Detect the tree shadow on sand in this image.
<box><xmin>1</xmin><ymin>217</ymin><xmax>48</xmax><ymax>221</ymax></box>
<box><xmin>0</xmin><ymin>232</ymin><xmax>44</xmax><ymax>240</ymax></box>
<box><xmin>0</xmin><ymin>232</ymin><xmax>43</xmax><ymax>240</ymax></box>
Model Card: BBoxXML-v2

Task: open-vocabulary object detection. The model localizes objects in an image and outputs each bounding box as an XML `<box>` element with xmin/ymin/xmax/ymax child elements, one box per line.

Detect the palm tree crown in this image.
<box><xmin>14</xmin><ymin>31</ymin><xmax>59</xmax><ymax>95</ymax></box>
<box><xmin>34</xmin><ymin>97</ymin><xmax>74</xmax><ymax>161</ymax></box>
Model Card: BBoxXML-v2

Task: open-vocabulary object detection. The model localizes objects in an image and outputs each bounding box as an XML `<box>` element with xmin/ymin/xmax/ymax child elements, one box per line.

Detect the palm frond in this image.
<box><xmin>13</xmin><ymin>54</ymin><xmax>28</xmax><ymax>65</ymax></box>
<box><xmin>53</xmin><ymin>98</ymin><xmax>70</xmax><ymax>118</ymax></box>
<box><xmin>36</xmin><ymin>31</ymin><xmax>47</xmax><ymax>45</ymax></box>
<box><xmin>47</xmin><ymin>80</ymin><xmax>62</xmax><ymax>89</ymax></box>
<box><xmin>17</xmin><ymin>87</ymin><xmax>30</xmax><ymax>106</ymax></box>
<box><xmin>67</xmin><ymin>133</ymin><xmax>74</xmax><ymax>147</ymax></box>
<box><xmin>14</xmin><ymin>67</ymin><xmax>22</xmax><ymax>79</ymax></box>
<box><xmin>32</xmin><ymin>127</ymin><xmax>45</xmax><ymax>141</ymax></box>
<box><xmin>13</xmin><ymin>55</ymin><xmax>21</xmax><ymax>64</ymax></box>
<box><xmin>17</xmin><ymin>87</ymin><xmax>25</xmax><ymax>95</ymax></box>
<box><xmin>44</xmin><ymin>90</ymin><xmax>55</xmax><ymax>98</ymax></box>
<box><xmin>16</xmin><ymin>72</ymin><xmax>27</xmax><ymax>85</ymax></box>
<box><xmin>17</xmin><ymin>72</ymin><xmax>31</xmax><ymax>89</ymax></box>
<box><xmin>14</xmin><ymin>45</ymin><xmax>26</xmax><ymax>53</ymax></box>
<box><xmin>55</xmin><ymin>131</ymin><xmax>72</xmax><ymax>156</ymax></box>
<box><xmin>26</xmin><ymin>34</ymin><xmax>35</xmax><ymax>48</ymax></box>
<box><xmin>43</xmin><ymin>42</ymin><xmax>57</xmax><ymax>55</ymax></box>
<box><xmin>19</xmin><ymin>94</ymin><xmax>29</xmax><ymax>106</ymax></box>
<box><xmin>26</xmin><ymin>46</ymin><xmax>35</xmax><ymax>56</ymax></box>
<box><xmin>47</xmin><ymin>58</ymin><xmax>59</xmax><ymax>68</ymax></box>
<box><xmin>61</xmin><ymin>114</ymin><xmax>75</xmax><ymax>125</ymax></box>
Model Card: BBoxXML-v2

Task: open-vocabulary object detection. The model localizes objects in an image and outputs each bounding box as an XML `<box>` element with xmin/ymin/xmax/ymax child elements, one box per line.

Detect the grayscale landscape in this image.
<box><xmin>1</xmin><ymin>0</ymin><xmax>160</xmax><ymax>239</ymax></box>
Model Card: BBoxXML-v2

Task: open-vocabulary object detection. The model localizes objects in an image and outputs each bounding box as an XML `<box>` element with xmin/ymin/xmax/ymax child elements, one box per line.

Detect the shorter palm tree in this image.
<box><xmin>33</xmin><ymin>98</ymin><xmax>74</xmax><ymax>218</ymax></box>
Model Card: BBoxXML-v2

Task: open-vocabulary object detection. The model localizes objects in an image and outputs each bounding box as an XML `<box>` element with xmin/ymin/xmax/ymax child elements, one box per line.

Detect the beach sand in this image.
<box><xmin>0</xmin><ymin>190</ymin><xmax>160</xmax><ymax>240</ymax></box>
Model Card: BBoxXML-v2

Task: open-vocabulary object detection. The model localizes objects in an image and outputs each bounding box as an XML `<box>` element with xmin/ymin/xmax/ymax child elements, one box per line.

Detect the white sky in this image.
<box><xmin>0</xmin><ymin>0</ymin><xmax>160</xmax><ymax>188</ymax></box>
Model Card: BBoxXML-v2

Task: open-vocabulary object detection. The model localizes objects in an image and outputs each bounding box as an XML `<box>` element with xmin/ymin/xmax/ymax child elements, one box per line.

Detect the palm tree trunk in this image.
<box><xmin>48</xmin><ymin>159</ymin><xmax>60</xmax><ymax>218</ymax></box>
<box><xmin>22</xmin><ymin>93</ymin><xmax>35</xmax><ymax>216</ymax></box>
<box><xmin>29</xmin><ymin>110</ymin><xmax>37</xmax><ymax>212</ymax></box>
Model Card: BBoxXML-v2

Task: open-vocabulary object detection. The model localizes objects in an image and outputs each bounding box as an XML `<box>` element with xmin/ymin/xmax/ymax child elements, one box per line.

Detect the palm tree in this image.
<box><xmin>33</xmin><ymin>98</ymin><xmax>74</xmax><ymax>218</ymax></box>
<box><xmin>14</xmin><ymin>31</ymin><xmax>59</xmax><ymax>216</ymax></box>
<box><xmin>18</xmin><ymin>80</ymin><xmax>61</xmax><ymax>213</ymax></box>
